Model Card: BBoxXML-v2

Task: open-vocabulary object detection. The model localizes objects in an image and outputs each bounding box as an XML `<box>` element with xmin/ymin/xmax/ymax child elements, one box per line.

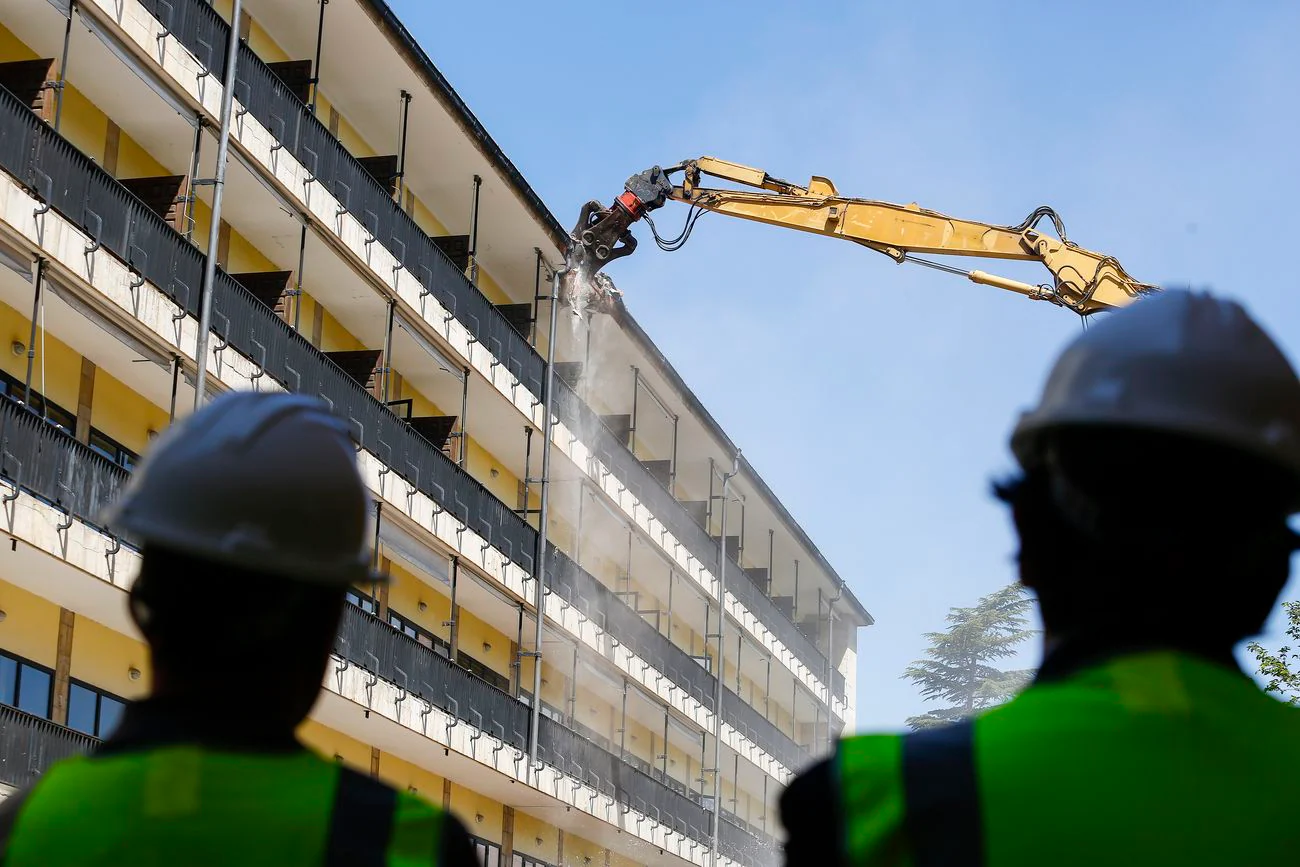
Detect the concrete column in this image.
<box><xmin>74</xmin><ymin>358</ymin><xmax>95</xmax><ymax>444</ymax></box>
<box><xmin>216</xmin><ymin>220</ymin><xmax>232</xmax><ymax>269</ymax></box>
<box><xmin>500</xmin><ymin>806</ymin><xmax>515</xmax><ymax>865</ymax></box>
<box><xmin>103</xmin><ymin>120</ymin><xmax>121</xmax><ymax>177</ymax></box>
<box><xmin>442</xmin><ymin>778</ymin><xmax>451</xmax><ymax>810</ymax></box>
<box><xmin>50</xmin><ymin>608</ymin><xmax>74</xmax><ymax>725</ymax></box>
<box><xmin>310</xmin><ymin>302</ymin><xmax>324</xmax><ymax>348</ymax></box>
<box><xmin>369</xmin><ymin>746</ymin><xmax>380</xmax><ymax>778</ymax></box>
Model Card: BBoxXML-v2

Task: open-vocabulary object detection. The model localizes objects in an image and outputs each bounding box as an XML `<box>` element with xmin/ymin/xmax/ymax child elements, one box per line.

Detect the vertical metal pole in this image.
<box><xmin>662</xmin><ymin>711</ymin><xmax>669</xmax><ymax>778</ymax></box>
<box><xmin>467</xmin><ymin>175</ymin><xmax>482</xmax><ymax>285</ymax></box>
<box><xmin>736</xmin><ymin>631</ymin><xmax>743</xmax><ymax>693</ymax></box>
<box><xmin>531</xmin><ymin>249</ymin><xmax>544</xmax><ymax>346</ymax></box>
<box><xmin>567</xmin><ymin>647</ymin><xmax>578</xmax><ymax>724</ymax></box>
<box><xmin>447</xmin><ymin>555</ymin><xmax>460</xmax><ymax>655</ymax></box>
<box><xmin>793</xmin><ymin>559</ymin><xmax>800</xmax><ymax>620</ymax></box>
<box><xmin>370</xmin><ymin>500</ymin><xmax>382</xmax><ymax>609</ymax></box>
<box><xmin>24</xmin><ymin>260</ymin><xmax>44</xmax><ymax>407</ymax></box>
<box><xmin>380</xmin><ymin>299</ymin><xmax>395</xmax><ymax>403</ymax></box>
<box><xmin>629</xmin><ymin>367</ymin><xmax>639</xmax><ymax>452</ymax></box>
<box><xmin>309</xmin><ymin>0</ymin><xmax>328</xmax><ymax>113</ymax></box>
<box><xmin>292</xmin><ymin>224</ymin><xmax>308</xmax><ymax>332</ymax></box>
<box><xmin>52</xmin><ymin>2</ymin><xmax>74</xmax><ymax>132</ymax></box>
<box><xmin>710</xmin><ymin>452</ymin><xmax>739</xmax><ymax>867</ymax></box>
<box><xmin>457</xmin><ymin>368</ymin><xmax>469</xmax><ymax>467</ymax></box>
<box><xmin>184</xmin><ymin>119</ymin><xmax>205</xmax><ymax>242</ymax></box>
<box><xmin>669</xmin><ymin>414</ymin><xmax>679</xmax><ymax>492</ymax></box>
<box><xmin>395</xmin><ymin>90</ymin><xmax>412</xmax><ymax>201</ymax></box>
<box><xmin>619</xmin><ymin>679</ymin><xmax>628</xmax><ymax>760</ymax></box>
<box><xmin>169</xmin><ymin>356</ymin><xmax>181</xmax><ymax>421</ymax></box>
<box><xmin>526</xmin><ymin>265</ymin><xmax>562</xmax><ymax>775</ymax></box>
<box><xmin>193</xmin><ymin>0</ymin><xmax>243</xmax><ymax>410</ymax></box>
<box><xmin>521</xmin><ymin>426</ymin><xmax>533</xmax><ymax>518</ymax></box>
<box><xmin>826</xmin><ymin>581</ymin><xmax>843</xmax><ymax>748</ymax></box>
<box><xmin>767</xmin><ymin>529</ymin><xmax>775</xmax><ymax>594</ymax></box>
<box><xmin>514</xmin><ymin>603</ymin><xmax>524</xmax><ymax>697</ymax></box>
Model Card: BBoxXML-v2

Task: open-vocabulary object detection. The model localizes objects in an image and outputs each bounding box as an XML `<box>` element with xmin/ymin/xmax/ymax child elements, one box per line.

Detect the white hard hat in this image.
<box><xmin>101</xmin><ymin>392</ymin><xmax>375</xmax><ymax>585</ymax></box>
<box><xmin>1011</xmin><ymin>289</ymin><xmax>1300</xmax><ymax>493</ymax></box>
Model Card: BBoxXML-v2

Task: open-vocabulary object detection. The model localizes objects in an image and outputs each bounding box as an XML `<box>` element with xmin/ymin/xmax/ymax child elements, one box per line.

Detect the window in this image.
<box><xmin>0</xmin><ymin>371</ymin><xmax>76</xmax><ymax>434</ymax></box>
<box><xmin>87</xmin><ymin>428</ymin><xmax>138</xmax><ymax>470</ymax></box>
<box><xmin>456</xmin><ymin>652</ymin><xmax>510</xmax><ymax>694</ymax></box>
<box><xmin>512</xmin><ymin>855</ymin><xmax>555</xmax><ymax>867</ymax></box>
<box><xmin>470</xmin><ymin>836</ymin><xmax>500</xmax><ymax>867</ymax></box>
<box><xmin>389</xmin><ymin>610</ymin><xmax>450</xmax><ymax>659</ymax></box>
<box><xmin>0</xmin><ymin>651</ymin><xmax>53</xmax><ymax>719</ymax></box>
<box><xmin>344</xmin><ymin>589</ymin><xmax>377</xmax><ymax>615</ymax></box>
<box><xmin>67</xmin><ymin>681</ymin><xmax>125</xmax><ymax>738</ymax></box>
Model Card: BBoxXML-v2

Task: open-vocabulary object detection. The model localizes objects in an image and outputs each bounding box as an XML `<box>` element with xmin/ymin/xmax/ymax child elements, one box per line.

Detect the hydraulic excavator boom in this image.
<box><xmin>569</xmin><ymin>157</ymin><xmax>1157</xmax><ymax>315</ymax></box>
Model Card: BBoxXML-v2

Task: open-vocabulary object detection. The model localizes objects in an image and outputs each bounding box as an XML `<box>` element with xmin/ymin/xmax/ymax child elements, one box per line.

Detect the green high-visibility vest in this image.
<box><xmin>3</xmin><ymin>746</ymin><xmax>442</xmax><ymax>866</ymax></box>
<box><xmin>837</xmin><ymin>651</ymin><xmax>1300</xmax><ymax>866</ymax></box>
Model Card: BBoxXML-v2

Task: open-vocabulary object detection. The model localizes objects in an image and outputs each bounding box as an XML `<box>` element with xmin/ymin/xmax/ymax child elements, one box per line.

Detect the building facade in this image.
<box><xmin>0</xmin><ymin>1</ymin><xmax>870</xmax><ymax>864</ymax></box>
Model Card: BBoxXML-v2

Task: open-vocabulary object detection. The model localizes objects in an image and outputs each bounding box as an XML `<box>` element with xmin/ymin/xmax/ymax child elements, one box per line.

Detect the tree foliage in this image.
<box><xmin>1247</xmin><ymin>601</ymin><xmax>1300</xmax><ymax>705</ymax></box>
<box><xmin>903</xmin><ymin>584</ymin><xmax>1036</xmax><ymax>730</ymax></box>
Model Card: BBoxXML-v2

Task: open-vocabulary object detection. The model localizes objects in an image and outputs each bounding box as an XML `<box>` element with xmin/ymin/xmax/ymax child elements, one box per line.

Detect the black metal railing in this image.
<box><xmin>0</xmin><ymin>385</ymin><xmax>776</xmax><ymax>864</ymax></box>
<box><xmin>126</xmin><ymin>0</ymin><xmax>835</xmax><ymax>695</ymax></box>
<box><xmin>551</xmin><ymin>381</ymin><xmax>833</xmax><ymax>682</ymax></box>
<box><xmin>137</xmin><ymin>0</ymin><xmax>545</xmax><ymax>400</ymax></box>
<box><xmin>335</xmin><ymin>605</ymin><xmax>776</xmax><ymax>867</ymax></box>
<box><xmin>0</xmin><ymin>396</ymin><xmax>133</xmax><ymax>537</ymax></box>
<box><xmin>0</xmin><ymin>83</ymin><xmax>535</xmax><ymax>576</ymax></box>
<box><xmin>0</xmin><ymin>704</ymin><xmax>98</xmax><ymax>791</ymax></box>
<box><xmin>0</xmin><ymin>74</ymin><xmax>818</xmax><ymax>770</ymax></box>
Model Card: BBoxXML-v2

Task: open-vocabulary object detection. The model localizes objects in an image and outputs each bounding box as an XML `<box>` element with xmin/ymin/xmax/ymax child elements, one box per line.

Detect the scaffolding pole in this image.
<box><xmin>710</xmin><ymin>452</ymin><xmax>740</xmax><ymax>867</ymax></box>
<box><xmin>526</xmin><ymin>264</ymin><xmax>562</xmax><ymax>775</ymax></box>
<box><xmin>193</xmin><ymin>0</ymin><xmax>243</xmax><ymax>410</ymax></box>
<box><xmin>467</xmin><ymin>175</ymin><xmax>482</xmax><ymax>286</ymax></box>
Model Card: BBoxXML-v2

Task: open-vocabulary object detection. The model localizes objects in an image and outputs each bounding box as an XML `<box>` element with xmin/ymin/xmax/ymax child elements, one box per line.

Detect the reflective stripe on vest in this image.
<box><xmin>3</xmin><ymin>746</ymin><xmax>441</xmax><ymax>867</ymax></box>
<box><xmin>838</xmin><ymin>722</ymin><xmax>982</xmax><ymax>867</ymax></box>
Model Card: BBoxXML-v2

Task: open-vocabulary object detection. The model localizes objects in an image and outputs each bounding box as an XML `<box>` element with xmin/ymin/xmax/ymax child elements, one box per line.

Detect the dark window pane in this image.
<box><xmin>67</xmin><ymin>684</ymin><xmax>97</xmax><ymax>734</ymax></box>
<box><xmin>17</xmin><ymin>665</ymin><xmax>50</xmax><ymax>718</ymax></box>
<box><xmin>0</xmin><ymin>656</ymin><xmax>16</xmax><ymax>706</ymax></box>
<box><xmin>98</xmin><ymin>696</ymin><xmax>124</xmax><ymax>737</ymax></box>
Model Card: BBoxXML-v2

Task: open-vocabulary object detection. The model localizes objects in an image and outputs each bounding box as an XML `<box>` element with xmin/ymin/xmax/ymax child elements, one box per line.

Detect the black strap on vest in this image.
<box><xmin>324</xmin><ymin>767</ymin><xmax>398</xmax><ymax>867</ymax></box>
<box><xmin>901</xmin><ymin>720</ymin><xmax>984</xmax><ymax>867</ymax></box>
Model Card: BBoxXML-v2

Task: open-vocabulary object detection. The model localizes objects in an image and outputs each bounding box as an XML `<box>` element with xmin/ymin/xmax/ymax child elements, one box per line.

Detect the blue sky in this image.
<box><xmin>389</xmin><ymin>0</ymin><xmax>1300</xmax><ymax>730</ymax></box>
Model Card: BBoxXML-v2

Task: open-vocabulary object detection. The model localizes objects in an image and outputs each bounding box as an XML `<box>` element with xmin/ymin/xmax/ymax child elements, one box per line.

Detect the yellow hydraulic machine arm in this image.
<box><xmin>569</xmin><ymin>157</ymin><xmax>1157</xmax><ymax>315</ymax></box>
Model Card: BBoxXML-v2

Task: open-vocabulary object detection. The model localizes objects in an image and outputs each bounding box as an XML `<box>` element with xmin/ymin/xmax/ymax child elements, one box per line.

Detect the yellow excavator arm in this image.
<box><xmin>570</xmin><ymin>157</ymin><xmax>1157</xmax><ymax>315</ymax></box>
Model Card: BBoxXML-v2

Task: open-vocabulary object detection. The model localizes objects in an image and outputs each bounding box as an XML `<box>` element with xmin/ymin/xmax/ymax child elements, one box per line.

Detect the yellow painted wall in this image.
<box><xmin>376</xmin><ymin>750</ymin><xmax>444</xmax><ymax>803</ymax></box>
<box><xmin>455</xmin><ymin>607</ymin><xmax>512</xmax><ymax>682</ymax></box>
<box><xmin>513</xmin><ymin>811</ymin><xmax>558</xmax><ymax>863</ymax></box>
<box><xmin>298</xmin><ymin>718</ymin><xmax>372</xmax><ymax>773</ymax></box>
<box><xmin>69</xmin><ymin>615</ymin><xmax>150</xmax><ymax>698</ymax></box>
<box><xmin>0</xmin><ymin>299</ymin><xmax>82</xmax><ymax>417</ymax></box>
<box><xmin>610</xmin><ymin>853</ymin><xmax>641</xmax><ymax>867</ymax></box>
<box><xmin>89</xmin><ymin>368</ymin><xmax>169</xmax><ymax>456</ymax></box>
<box><xmin>0</xmin><ymin>579</ymin><xmax>59</xmax><ymax>666</ymax></box>
<box><xmin>563</xmin><ymin>831</ymin><xmax>606</xmax><ymax>867</ymax></box>
<box><xmin>384</xmin><ymin>560</ymin><xmax>451</xmax><ymax>644</ymax></box>
<box><xmin>448</xmin><ymin>782</ymin><xmax>502</xmax><ymax>843</ymax></box>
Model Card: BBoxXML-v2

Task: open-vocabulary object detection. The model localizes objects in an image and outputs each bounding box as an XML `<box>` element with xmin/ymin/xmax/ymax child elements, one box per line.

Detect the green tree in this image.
<box><xmin>903</xmin><ymin>584</ymin><xmax>1036</xmax><ymax>730</ymax></box>
<box><xmin>1248</xmin><ymin>601</ymin><xmax>1300</xmax><ymax>705</ymax></box>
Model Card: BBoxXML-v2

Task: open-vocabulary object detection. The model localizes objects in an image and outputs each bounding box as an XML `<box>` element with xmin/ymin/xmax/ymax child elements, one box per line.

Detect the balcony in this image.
<box><xmin>0</xmin><ymin>704</ymin><xmax>98</xmax><ymax>792</ymax></box>
<box><xmin>135</xmin><ymin>0</ymin><xmax>545</xmax><ymax>400</ymax></box>
<box><xmin>116</xmin><ymin>0</ymin><xmax>839</xmax><ymax>700</ymax></box>
<box><xmin>0</xmin><ymin>394</ymin><xmax>777</xmax><ymax>867</ymax></box>
<box><xmin>0</xmin><ymin>79</ymin><xmax>822</xmax><ymax>775</ymax></box>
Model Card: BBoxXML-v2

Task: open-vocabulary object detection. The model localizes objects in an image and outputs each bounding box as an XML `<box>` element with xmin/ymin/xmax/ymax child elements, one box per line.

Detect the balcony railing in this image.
<box><xmin>0</xmin><ymin>391</ymin><xmax>777</xmax><ymax>866</ymax></box>
<box><xmin>335</xmin><ymin>605</ymin><xmax>778</xmax><ymax>867</ymax></box>
<box><xmin>551</xmin><ymin>382</ymin><xmax>840</xmax><ymax>693</ymax></box>
<box><xmin>136</xmin><ymin>0</ymin><xmax>545</xmax><ymax>400</ymax></box>
<box><xmin>0</xmin><ymin>82</ymin><xmax>536</xmax><ymax>575</ymax></box>
<box><xmin>0</xmin><ymin>704</ymin><xmax>98</xmax><ymax>791</ymax></box>
<box><xmin>121</xmin><ymin>0</ymin><xmax>839</xmax><ymax>698</ymax></box>
<box><xmin>0</xmin><ymin>76</ymin><xmax>819</xmax><ymax>770</ymax></box>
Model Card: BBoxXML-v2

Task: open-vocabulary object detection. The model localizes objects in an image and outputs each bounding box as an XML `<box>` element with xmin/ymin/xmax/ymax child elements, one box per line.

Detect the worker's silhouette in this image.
<box><xmin>0</xmin><ymin>393</ymin><xmax>478</xmax><ymax>866</ymax></box>
<box><xmin>781</xmin><ymin>290</ymin><xmax>1300</xmax><ymax>866</ymax></box>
